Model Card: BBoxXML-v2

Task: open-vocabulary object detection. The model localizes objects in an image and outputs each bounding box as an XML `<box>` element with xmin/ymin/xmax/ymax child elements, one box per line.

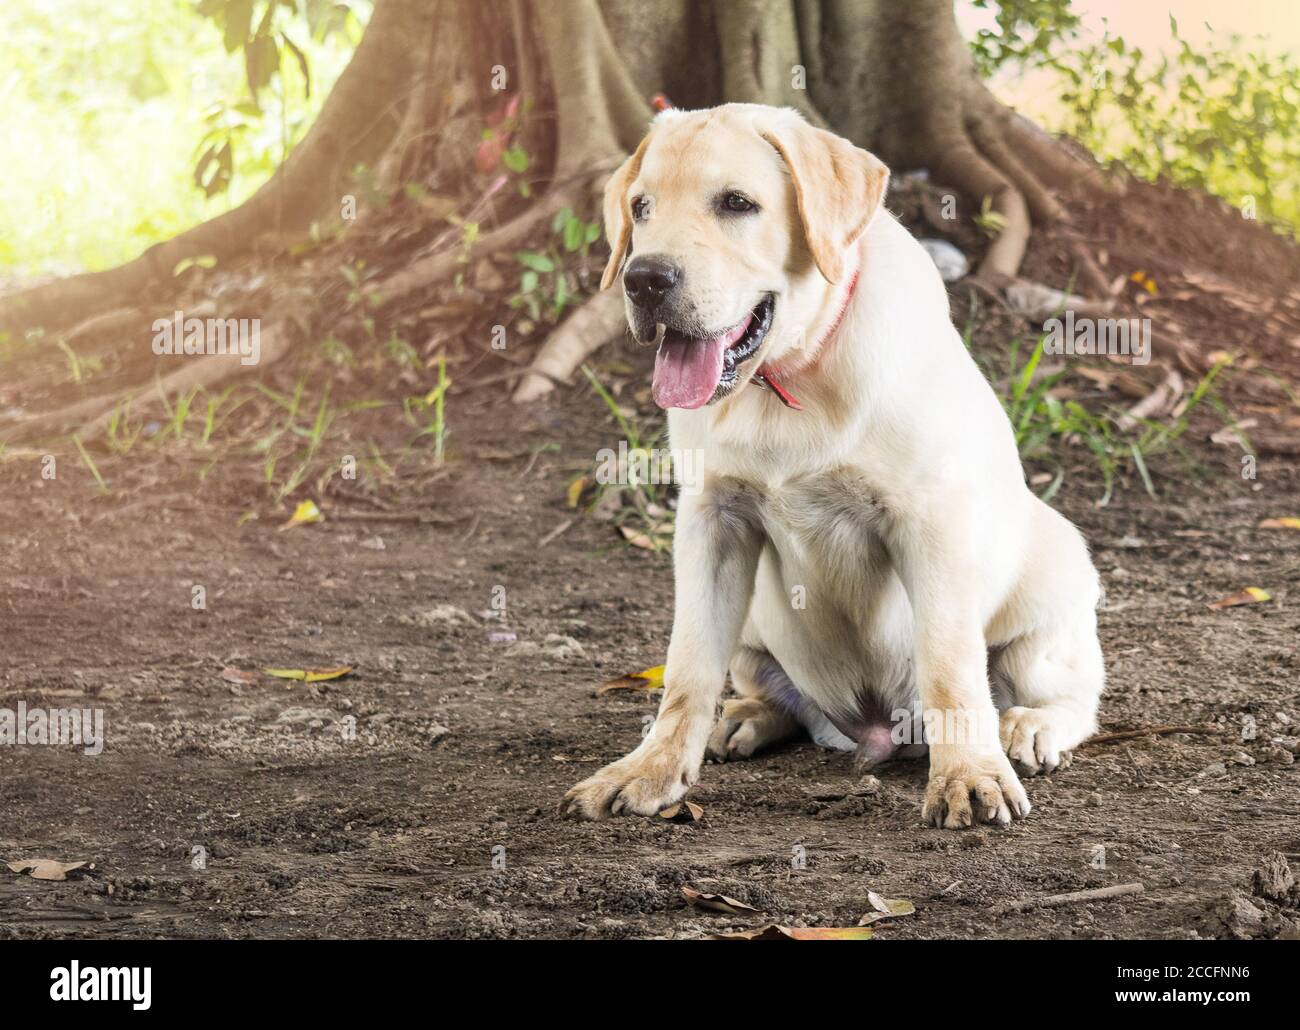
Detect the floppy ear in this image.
<box><xmin>760</xmin><ymin>120</ymin><xmax>889</xmax><ymax>284</ymax></box>
<box><xmin>599</xmin><ymin>134</ymin><xmax>652</xmax><ymax>291</ymax></box>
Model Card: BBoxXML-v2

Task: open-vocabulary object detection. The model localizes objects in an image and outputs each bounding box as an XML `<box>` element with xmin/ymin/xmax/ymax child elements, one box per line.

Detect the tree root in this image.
<box><xmin>366</xmin><ymin>171</ymin><xmax>611</xmax><ymax>309</ymax></box>
<box><xmin>0</xmin><ymin>319</ymin><xmax>296</xmax><ymax>444</ymax></box>
<box><xmin>512</xmin><ymin>289</ymin><xmax>628</xmax><ymax>402</ymax></box>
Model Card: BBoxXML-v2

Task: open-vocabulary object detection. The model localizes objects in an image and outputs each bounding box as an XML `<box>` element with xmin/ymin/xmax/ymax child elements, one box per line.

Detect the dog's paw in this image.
<box><xmin>1000</xmin><ymin>706</ymin><xmax>1073</xmax><ymax>776</ymax></box>
<box><xmin>922</xmin><ymin>747</ymin><xmax>1031</xmax><ymax>829</ymax></box>
<box><xmin>561</xmin><ymin>751</ymin><xmax>691</xmax><ymax>820</ymax></box>
<box><xmin>706</xmin><ymin>698</ymin><xmax>786</xmax><ymax>761</ymax></box>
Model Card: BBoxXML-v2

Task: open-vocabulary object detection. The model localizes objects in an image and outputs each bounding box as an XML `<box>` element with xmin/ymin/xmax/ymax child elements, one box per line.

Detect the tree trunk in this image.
<box><xmin>2</xmin><ymin>0</ymin><xmax>1115</xmax><ymax>430</ymax></box>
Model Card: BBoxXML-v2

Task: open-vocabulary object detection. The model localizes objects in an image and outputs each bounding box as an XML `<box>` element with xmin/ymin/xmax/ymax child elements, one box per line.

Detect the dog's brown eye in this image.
<box><xmin>631</xmin><ymin>195</ymin><xmax>652</xmax><ymax>221</ymax></box>
<box><xmin>721</xmin><ymin>192</ymin><xmax>756</xmax><ymax>214</ymax></box>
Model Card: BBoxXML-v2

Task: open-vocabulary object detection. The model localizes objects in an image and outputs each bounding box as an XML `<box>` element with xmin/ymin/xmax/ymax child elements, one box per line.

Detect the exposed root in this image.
<box><xmin>540</xmin><ymin>0</ymin><xmax>651</xmax><ymax>177</ymax></box>
<box><xmin>512</xmin><ymin>289</ymin><xmax>629</xmax><ymax>402</ymax></box>
<box><xmin>967</xmin><ymin>112</ymin><xmax>1064</xmax><ymax>224</ymax></box>
<box><xmin>367</xmin><ymin>173</ymin><xmax>610</xmax><ymax>309</ymax></box>
<box><xmin>1</xmin><ymin>320</ymin><xmax>295</xmax><ymax>444</ymax></box>
<box><xmin>933</xmin><ymin>137</ymin><xmax>1031</xmax><ymax>284</ymax></box>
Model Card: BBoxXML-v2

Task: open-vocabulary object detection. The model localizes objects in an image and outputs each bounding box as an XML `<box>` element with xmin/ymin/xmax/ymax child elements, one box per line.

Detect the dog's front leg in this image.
<box><xmin>896</xmin><ymin>529</ymin><xmax>1032</xmax><ymax>829</ymax></box>
<box><xmin>562</xmin><ymin>482</ymin><xmax>762</xmax><ymax>819</ymax></box>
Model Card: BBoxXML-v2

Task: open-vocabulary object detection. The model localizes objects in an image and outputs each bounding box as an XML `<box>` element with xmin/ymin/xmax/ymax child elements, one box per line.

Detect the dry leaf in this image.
<box><xmin>681</xmin><ymin>886</ymin><xmax>760</xmax><ymax>915</ymax></box>
<box><xmin>858</xmin><ymin>891</ymin><xmax>916</xmax><ymax>926</ymax></box>
<box><xmin>659</xmin><ymin>801</ymin><xmax>704</xmax><ymax>822</ymax></box>
<box><xmin>596</xmin><ymin>664</ymin><xmax>665</xmax><ymax>695</ymax></box>
<box><xmin>619</xmin><ymin>525</ymin><xmax>657</xmax><ymax>550</ymax></box>
<box><xmin>280</xmin><ymin>499</ymin><xmax>323</xmax><ymax>530</ymax></box>
<box><xmin>566</xmin><ymin>476</ymin><xmax>588</xmax><ymax>509</ymax></box>
<box><xmin>263</xmin><ymin>666</ymin><xmax>354</xmax><ymax>682</ymax></box>
<box><xmin>7</xmin><ymin>858</ymin><xmax>91</xmax><ymax>881</ymax></box>
<box><xmin>1259</xmin><ymin>518</ymin><xmax>1300</xmax><ymax>531</ymax></box>
<box><xmin>220</xmin><ymin>666</ymin><xmax>260</xmax><ymax>685</ymax></box>
<box><xmin>711</xmin><ymin>925</ymin><xmax>873</xmax><ymax>940</ymax></box>
<box><xmin>1207</xmin><ymin>587</ymin><xmax>1271</xmax><ymax>611</ymax></box>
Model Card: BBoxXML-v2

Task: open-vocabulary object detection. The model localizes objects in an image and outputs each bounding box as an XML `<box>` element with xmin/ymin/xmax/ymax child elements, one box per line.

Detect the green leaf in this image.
<box><xmin>502</xmin><ymin>145</ymin><xmax>529</xmax><ymax>173</ymax></box>
<box><xmin>562</xmin><ymin>216</ymin><xmax>584</xmax><ymax>252</ymax></box>
<box><xmin>516</xmin><ymin>251</ymin><xmax>555</xmax><ymax>273</ymax></box>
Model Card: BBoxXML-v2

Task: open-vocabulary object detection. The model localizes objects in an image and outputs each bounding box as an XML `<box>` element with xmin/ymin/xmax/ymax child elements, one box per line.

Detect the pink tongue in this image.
<box><xmin>653</xmin><ymin>337</ymin><xmax>726</xmax><ymax>409</ymax></box>
<box><xmin>652</xmin><ymin>311</ymin><xmax>755</xmax><ymax>410</ymax></box>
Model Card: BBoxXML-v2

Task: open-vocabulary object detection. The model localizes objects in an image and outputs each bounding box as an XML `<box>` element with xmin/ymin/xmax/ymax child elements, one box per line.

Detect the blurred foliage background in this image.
<box><xmin>0</xmin><ymin>0</ymin><xmax>369</xmax><ymax>275</ymax></box>
<box><xmin>1</xmin><ymin>0</ymin><xmax>1296</xmax><ymax>278</ymax></box>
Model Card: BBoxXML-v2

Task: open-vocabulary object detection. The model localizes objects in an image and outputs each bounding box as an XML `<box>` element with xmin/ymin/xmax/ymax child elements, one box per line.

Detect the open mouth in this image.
<box><xmin>651</xmin><ymin>294</ymin><xmax>775</xmax><ymax>409</ymax></box>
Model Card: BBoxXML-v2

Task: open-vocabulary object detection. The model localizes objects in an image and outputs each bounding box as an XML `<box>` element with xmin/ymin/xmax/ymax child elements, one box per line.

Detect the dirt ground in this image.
<box><xmin>1</xmin><ymin>353</ymin><xmax>1298</xmax><ymax>940</ymax></box>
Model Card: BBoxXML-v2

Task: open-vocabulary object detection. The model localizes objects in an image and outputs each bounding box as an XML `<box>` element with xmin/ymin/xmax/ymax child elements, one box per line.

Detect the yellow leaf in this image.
<box><xmin>566</xmin><ymin>476</ymin><xmax>588</xmax><ymax>509</ymax></box>
<box><xmin>858</xmin><ymin>892</ymin><xmax>916</xmax><ymax>925</ymax></box>
<box><xmin>1206</xmin><ymin>587</ymin><xmax>1271</xmax><ymax>611</ymax></box>
<box><xmin>263</xmin><ymin>666</ymin><xmax>354</xmax><ymax>682</ymax></box>
<box><xmin>1259</xmin><ymin>517</ymin><xmax>1300</xmax><ymax>531</ymax></box>
<box><xmin>280</xmin><ymin>499</ymin><xmax>323</xmax><ymax>530</ymax></box>
<box><xmin>597</xmin><ymin>664</ymin><xmax>665</xmax><ymax>695</ymax></box>
<box><xmin>711</xmin><ymin>925</ymin><xmax>873</xmax><ymax>941</ymax></box>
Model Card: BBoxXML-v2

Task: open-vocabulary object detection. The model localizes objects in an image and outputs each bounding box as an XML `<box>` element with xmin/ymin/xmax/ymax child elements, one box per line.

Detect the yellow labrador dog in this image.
<box><xmin>562</xmin><ymin>104</ymin><xmax>1104</xmax><ymax>829</ymax></box>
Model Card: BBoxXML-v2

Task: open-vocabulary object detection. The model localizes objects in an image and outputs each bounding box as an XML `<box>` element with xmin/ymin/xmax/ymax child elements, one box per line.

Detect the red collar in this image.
<box><xmin>751</xmin><ymin>269</ymin><xmax>860</xmax><ymax>411</ymax></box>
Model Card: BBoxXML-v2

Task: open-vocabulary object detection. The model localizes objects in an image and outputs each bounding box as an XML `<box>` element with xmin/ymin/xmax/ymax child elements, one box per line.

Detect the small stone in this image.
<box><xmin>1227</xmin><ymin>751</ymin><xmax>1255</xmax><ymax>767</ymax></box>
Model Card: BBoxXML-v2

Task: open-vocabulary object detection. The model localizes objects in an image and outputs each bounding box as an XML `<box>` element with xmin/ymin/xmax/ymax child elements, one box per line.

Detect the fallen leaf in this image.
<box><xmin>263</xmin><ymin>666</ymin><xmax>354</xmax><ymax>682</ymax></box>
<box><xmin>619</xmin><ymin>525</ymin><xmax>657</xmax><ymax>550</ymax></box>
<box><xmin>1207</xmin><ymin>587</ymin><xmax>1271</xmax><ymax>611</ymax></box>
<box><xmin>566</xmin><ymin>476</ymin><xmax>588</xmax><ymax>509</ymax></box>
<box><xmin>659</xmin><ymin>801</ymin><xmax>704</xmax><ymax>822</ymax></box>
<box><xmin>1209</xmin><ymin>419</ymin><xmax>1257</xmax><ymax>445</ymax></box>
<box><xmin>711</xmin><ymin>925</ymin><xmax>873</xmax><ymax>940</ymax></box>
<box><xmin>1259</xmin><ymin>518</ymin><xmax>1300</xmax><ymax>531</ymax></box>
<box><xmin>220</xmin><ymin>666</ymin><xmax>260</xmax><ymax>685</ymax></box>
<box><xmin>7</xmin><ymin>859</ymin><xmax>91</xmax><ymax>881</ymax></box>
<box><xmin>280</xmin><ymin>499</ymin><xmax>323</xmax><ymax>530</ymax></box>
<box><xmin>596</xmin><ymin>664</ymin><xmax>665</xmax><ymax>695</ymax></box>
<box><xmin>681</xmin><ymin>886</ymin><xmax>760</xmax><ymax>915</ymax></box>
<box><xmin>858</xmin><ymin>891</ymin><xmax>916</xmax><ymax>926</ymax></box>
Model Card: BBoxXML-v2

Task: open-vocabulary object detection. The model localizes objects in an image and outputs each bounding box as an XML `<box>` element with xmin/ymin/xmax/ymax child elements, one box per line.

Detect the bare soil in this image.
<box><xmin>2</xmin><ymin>177</ymin><xmax>1299</xmax><ymax>940</ymax></box>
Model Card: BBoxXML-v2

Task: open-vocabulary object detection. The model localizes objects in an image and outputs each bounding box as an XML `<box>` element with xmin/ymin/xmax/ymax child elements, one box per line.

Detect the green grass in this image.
<box><xmin>997</xmin><ymin>333</ymin><xmax>1237</xmax><ymax>506</ymax></box>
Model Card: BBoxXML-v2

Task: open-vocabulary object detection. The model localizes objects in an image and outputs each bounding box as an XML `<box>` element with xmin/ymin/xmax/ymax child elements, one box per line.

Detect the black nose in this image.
<box><xmin>623</xmin><ymin>256</ymin><xmax>680</xmax><ymax>310</ymax></box>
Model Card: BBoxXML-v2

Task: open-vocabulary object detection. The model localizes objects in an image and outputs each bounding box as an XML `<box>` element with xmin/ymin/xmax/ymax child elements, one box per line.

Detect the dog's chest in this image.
<box><xmin>753</xmin><ymin>468</ymin><xmax>894</xmax><ymax>588</ymax></box>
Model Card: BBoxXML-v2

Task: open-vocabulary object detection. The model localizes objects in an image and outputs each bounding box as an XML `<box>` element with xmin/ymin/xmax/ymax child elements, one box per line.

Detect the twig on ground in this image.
<box><xmin>1083</xmin><ymin>725</ymin><xmax>1226</xmax><ymax>746</ymax></box>
<box><xmin>993</xmin><ymin>882</ymin><xmax>1144</xmax><ymax>916</ymax></box>
<box><xmin>538</xmin><ymin>518</ymin><xmax>574</xmax><ymax>547</ymax></box>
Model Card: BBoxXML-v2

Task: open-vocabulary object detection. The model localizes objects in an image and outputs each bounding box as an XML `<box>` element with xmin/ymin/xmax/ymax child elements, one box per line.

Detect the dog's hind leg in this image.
<box><xmin>708</xmin><ymin>646</ymin><xmax>857</xmax><ymax>760</ymax></box>
<box><xmin>993</xmin><ymin>615</ymin><xmax>1103</xmax><ymax>776</ymax></box>
<box><xmin>707</xmin><ymin>646</ymin><xmax>801</xmax><ymax>761</ymax></box>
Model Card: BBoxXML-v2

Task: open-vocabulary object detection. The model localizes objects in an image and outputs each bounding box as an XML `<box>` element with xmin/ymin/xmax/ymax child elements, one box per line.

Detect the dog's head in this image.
<box><xmin>601</xmin><ymin>104</ymin><xmax>888</xmax><ymax>410</ymax></box>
